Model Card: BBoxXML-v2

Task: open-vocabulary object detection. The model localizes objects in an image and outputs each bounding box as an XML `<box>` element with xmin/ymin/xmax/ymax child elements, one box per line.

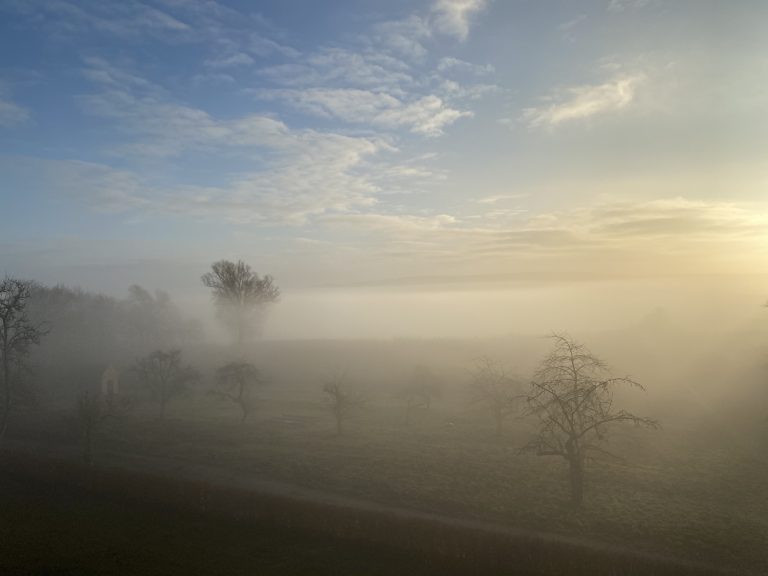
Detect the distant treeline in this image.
<box><xmin>27</xmin><ymin>284</ymin><xmax>202</xmax><ymax>401</ymax></box>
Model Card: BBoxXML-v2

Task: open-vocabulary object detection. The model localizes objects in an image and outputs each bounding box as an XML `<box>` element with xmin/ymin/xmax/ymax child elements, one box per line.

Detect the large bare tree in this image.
<box><xmin>522</xmin><ymin>333</ymin><xmax>657</xmax><ymax>506</ymax></box>
<box><xmin>133</xmin><ymin>349</ymin><xmax>198</xmax><ymax>418</ymax></box>
<box><xmin>0</xmin><ymin>277</ymin><xmax>47</xmax><ymax>440</ymax></box>
<box><xmin>201</xmin><ymin>260</ymin><xmax>279</xmax><ymax>346</ymax></box>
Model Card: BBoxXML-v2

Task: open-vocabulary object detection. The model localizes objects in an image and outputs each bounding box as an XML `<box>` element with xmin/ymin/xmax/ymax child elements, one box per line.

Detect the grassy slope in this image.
<box><xmin>0</xmin><ymin>474</ymin><xmax>446</xmax><ymax>576</ymax></box>
<box><xmin>9</xmin><ymin>397</ymin><xmax>768</xmax><ymax>575</ymax></box>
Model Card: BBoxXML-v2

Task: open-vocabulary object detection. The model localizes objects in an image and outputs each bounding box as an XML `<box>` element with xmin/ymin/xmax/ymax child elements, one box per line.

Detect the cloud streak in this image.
<box><xmin>522</xmin><ymin>73</ymin><xmax>644</xmax><ymax>129</ymax></box>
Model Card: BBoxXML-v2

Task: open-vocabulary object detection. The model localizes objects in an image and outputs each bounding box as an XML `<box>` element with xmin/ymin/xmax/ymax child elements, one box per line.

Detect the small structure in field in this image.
<box><xmin>101</xmin><ymin>364</ymin><xmax>120</xmax><ymax>398</ymax></box>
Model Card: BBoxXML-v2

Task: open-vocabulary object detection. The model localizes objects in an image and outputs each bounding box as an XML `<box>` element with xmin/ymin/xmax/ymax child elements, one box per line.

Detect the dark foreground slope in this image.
<box><xmin>0</xmin><ymin>473</ymin><xmax>446</xmax><ymax>576</ymax></box>
<box><xmin>0</xmin><ymin>446</ymin><xmax>748</xmax><ymax>576</ymax></box>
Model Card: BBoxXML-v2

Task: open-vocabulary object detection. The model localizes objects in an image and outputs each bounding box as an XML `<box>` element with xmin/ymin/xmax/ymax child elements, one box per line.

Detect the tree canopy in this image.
<box><xmin>201</xmin><ymin>260</ymin><xmax>279</xmax><ymax>345</ymax></box>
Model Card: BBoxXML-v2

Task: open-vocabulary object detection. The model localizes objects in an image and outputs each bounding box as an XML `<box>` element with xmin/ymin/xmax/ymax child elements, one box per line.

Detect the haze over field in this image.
<box><xmin>2</xmin><ymin>5</ymin><xmax>768</xmax><ymax>574</ymax></box>
<box><xmin>1</xmin><ymin>0</ymin><xmax>766</xmax><ymax>340</ymax></box>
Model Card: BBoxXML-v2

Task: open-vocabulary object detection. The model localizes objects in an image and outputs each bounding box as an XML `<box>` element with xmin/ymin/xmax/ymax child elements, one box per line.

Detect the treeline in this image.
<box><xmin>27</xmin><ymin>283</ymin><xmax>202</xmax><ymax>401</ymax></box>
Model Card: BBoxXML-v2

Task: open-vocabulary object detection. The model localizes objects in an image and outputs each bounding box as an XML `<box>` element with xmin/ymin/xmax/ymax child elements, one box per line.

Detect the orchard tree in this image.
<box><xmin>522</xmin><ymin>333</ymin><xmax>657</xmax><ymax>507</ymax></box>
<box><xmin>211</xmin><ymin>361</ymin><xmax>263</xmax><ymax>423</ymax></box>
<box><xmin>201</xmin><ymin>260</ymin><xmax>279</xmax><ymax>346</ymax></box>
<box><xmin>468</xmin><ymin>356</ymin><xmax>521</xmax><ymax>436</ymax></box>
<box><xmin>0</xmin><ymin>277</ymin><xmax>48</xmax><ymax>440</ymax></box>
<box><xmin>322</xmin><ymin>370</ymin><xmax>364</xmax><ymax>435</ymax></box>
<box><xmin>134</xmin><ymin>349</ymin><xmax>198</xmax><ymax>418</ymax></box>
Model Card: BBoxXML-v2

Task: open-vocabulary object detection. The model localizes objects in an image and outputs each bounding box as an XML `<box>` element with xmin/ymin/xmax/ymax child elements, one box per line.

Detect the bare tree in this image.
<box><xmin>468</xmin><ymin>356</ymin><xmax>521</xmax><ymax>436</ymax></box>
<box><xmin>521</xmin><ymin>333</ymin><xmax>657</xmax><ymax>507</ymax></box>
<box><xmin>400</xmin><ymin>365</ymin><xmax>441</xmax><ymax>426</ymax></box>
<box><xmin>211</xmin><ymin>361</ymin><xmax>263</xmax><ymax>423</ymax></box>
<box><xmin>133</xmin><ymin>349</ymin><xmax>198</xmax><ymax>418</ymax></box>
<box><xmin>201</xmin><ymin>260</ymin><xmax>279</xmax><ymax>346</ymax></box>
<box><xmin>0</xmin><ymin>277</ymin><xmax>48</xmax><ymax>441</ymax></box>
<box><xmin>322</xmin><ymin>370</ymin><xmax>364</xmax><ymax>435</ymax></box>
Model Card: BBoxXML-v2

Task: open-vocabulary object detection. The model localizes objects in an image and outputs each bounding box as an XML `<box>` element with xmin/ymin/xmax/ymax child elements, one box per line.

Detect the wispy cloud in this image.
<box><xmin>521</xmin><ymin>73</ymin><xmax>644</xmax><ymax>129</ymax></box>
<box><xmin>607</xmin><ymin>0</ymin><xmax>651</xmax><ymax>13</ymax></box>
<box><xmin>255</xmin><ymin>88</ymin><xmax>471</xmax><ymax>136</ymax></box>
<box><xmin>6</xmin><ymin>0</ymin><xmax>191</xmax><ymax>39</ymax></box>
<box><xmin>0</xmin><ymin>96</ymin><xmax>28</xmax><ymax>126</ymax></box>
<box><xmin>431</xmin><ymin>0</ymin><xmax>489</xmax><ymax>41</ymax></box>
<box><xmin>67</xmin><ymin>58</ymin><xmax>414</xmax><ymax>223</ymax></box>
<box><xmin>476</xmin><ymin>193</ymin><xmax>528</xmax><ymax>204</ymax></box>
<box><xmin>437</xmin><ymin>57</ymin><xmax>495</xmax><ymax>76</ymax></box>
<box><xmin>321</xmin><ymin>197</ymin><xmax>768</xmax><ymax>273</ymax></box>
<box><xmin>204</xmin><ymin>51</ymin><xmax>255</xmax><ymax>69</ymax></box>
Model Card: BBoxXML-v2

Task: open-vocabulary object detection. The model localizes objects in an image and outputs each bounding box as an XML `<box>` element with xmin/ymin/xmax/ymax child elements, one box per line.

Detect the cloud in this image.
<box><xmin>558</xmin><ymin>15</ymin><xmax>587</xmax><ymax>32</ymax></box>
<box><xmin>259</xmin><ymin>47</ymin><xmax>415</xmax><ymax>95</ymax></box>
<box><xmin>0</xmin><ymin>97</ymin><xmax>28</xmax><ymax>126</ymax></box>
<box><xmin>68</xmin><ymin>58</ymin><xmax>417</xmax><ymax>223</ymax></box>
<box><xmin>476</xmin><ymin>194</ymin><xmax>528</xmax><ymax>204</ymax></box>
<box><xmin>204</xmin><ymin>52</ymin><xmax>255</xmax><ymax>68</ymax></box>
<box><xmin>522</xmin><ymin>73</ymin><xmax>644</xmax><ymax>128</ymax></box>
<box><xmin>255</xmin><ymin>88</ymin><xmax>471</xmax><ymax>136</ymax></box>
<box><xmin>11</xmin><ymin>0</ymin><xmax>192</xmax><ymax>39</ymax></box>
<box><xmin>371</xmin><ymin>15</ymin><xmax>432</xmax><ymax>60</ymax></box>
<box><xmin>34</xmin><ymin>130</ymin><xmax>385</xmax><ymax>225</ymax></box>
<box><xmin>437</xmin><ymin>57</ymin><xmax>495</xmax><ymax>75</ymax></box>
<box><xmin>311</xmin><ymin>197</ymin><xmax>768</xmax><ymax>280</ymax></box>
<box><xmin>607</xmin><ymin>0</ymin><xmax>651</xmax><ymax>13</ymax></box>
<box><xmin>587</xmin><ymin>197</ymin><xmax>768</xmax><ymax>239</ymax></box>
<box><xmin>431</xmin><ymin>0</ymin><xmax>489</xmax><ymax>41</ymax></box>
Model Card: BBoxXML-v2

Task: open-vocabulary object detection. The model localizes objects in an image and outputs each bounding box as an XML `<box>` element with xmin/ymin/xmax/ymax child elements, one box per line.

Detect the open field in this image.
<box><xmin>0</xmin><ymin>472</ymin><xmax>452</xmax><ymax>576</ymax></box>
<box><xmin>6</xmin><ymin>389</ymin><xmax>767</xmax><ymax>575</ymax></box>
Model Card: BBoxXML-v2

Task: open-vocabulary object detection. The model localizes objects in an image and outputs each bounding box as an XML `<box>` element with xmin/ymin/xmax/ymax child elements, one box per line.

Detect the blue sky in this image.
<box><xmin>1</xmin><ymin>0</ymin><xmax>767</xmax><ymax>308</ymax></box>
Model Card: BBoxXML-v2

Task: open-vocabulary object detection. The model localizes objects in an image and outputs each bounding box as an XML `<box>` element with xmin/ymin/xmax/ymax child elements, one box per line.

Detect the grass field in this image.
<box><xmin>7</xmin><ymin>391</ymin><xmax>767</xmax><ymax>575</ymax></box>
<box><xmin>0</xmin><ymin>472</ymin><xmax>458</xmax><ymax>576</ymax></box>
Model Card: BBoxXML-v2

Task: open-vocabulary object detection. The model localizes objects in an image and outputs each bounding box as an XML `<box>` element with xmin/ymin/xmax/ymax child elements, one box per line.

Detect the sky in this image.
<box><xmin>1</xmin><ymin>0</ymin><xmax>767</xmax><ymax>337</ymax></box>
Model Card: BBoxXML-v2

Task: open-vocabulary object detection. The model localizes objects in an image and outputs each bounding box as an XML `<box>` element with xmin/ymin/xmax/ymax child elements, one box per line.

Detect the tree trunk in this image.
<box><xmin>0</xmin><ymin>352</ymin><xmax>10</xmax><ymax>442</ymax></box>
<box><xmin>335</xmin><ymin>412</ymin><xmax>343</xmax><ymax>435</ymax></box>
<box><xmin>160</xmin><ymin>397</ymin><xmax>166</xmax><ymax>419</ymax></box>
<box><xmin>568</xmin><ymin>454</ymin><xmax>584</xmax><ymax>507</ymax></box>
<box><xmin>494</xmin><ymin>409</ymin><xmax>503</xmax><ymax>437</ymax></box>
<box><xmin>240</xmin><ymin>403</ymin><xmax>248</xmax><ymax>424</ymax></box>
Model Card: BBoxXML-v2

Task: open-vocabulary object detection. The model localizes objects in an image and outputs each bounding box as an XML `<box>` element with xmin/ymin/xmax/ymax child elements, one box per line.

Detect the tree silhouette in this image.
<box><xmin>201</xmin><ymin>260</ymin><xmax>279</xmax><ymax>346</ymax></box>
<box><xmin>322</xmin><ymin>370</ymin><xmax>364</xmax><ymax>435</ymax></box>
<box><xmin>134</xmin><ymin>349</ymin><xmax>198</xmax><ymax>418</ymax></box>
<box><xmin>0</xmin><ymin>277</ymin><xmax>47</xmax><ymax>441</ymax></box>
<box><xmin>211</xmin><ymin>361</ymin><xmax>263</xmax><ymax>423</ymax></box>
<box><xmin>468</xmin><ymin>356</ymin><xmax>521</xmax><ymax>436</ymax></box>
<box><xmin>521</xmin><ymin>333</ymin><xmax>657</xmax><ymax>507</ymax></box>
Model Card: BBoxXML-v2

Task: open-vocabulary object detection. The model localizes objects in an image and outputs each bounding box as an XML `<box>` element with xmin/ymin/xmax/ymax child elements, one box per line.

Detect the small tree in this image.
<box><xmin>211</xmin><ymin>361</ymin><xmax>263</xmax><ymax>423</ymax></box>
<box><xmin>0</xmin><ymin>277</ymin><xmax>48</xmax><ymax>441</ymax></box>
<box><xmin>201</xmin><ymin>260</ymin><xmax>279</xmax><ymax>346</ymax></box>
<box><xmin>468</xmin><ymin>356</ymin><xmax>521</xmax><ymax>436</ymax></box>
<box><xmin>400</xmin><ymin>365</ymin><xmax>441</xmax><ymax>426</ymax></box>
<box><xmin>322</xmin><ymin>370</ymin><xmax>364</xmax><ymax>435</ymax></box>
<box><xmin>522</xmin><ymin>333</ymin><xmax>657</xmax><ymax>507</ymax></box>
<box><xmin>134</xmin><ymin>349</ymin><xmax>198</xmax><ymax>418</ymax></box>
